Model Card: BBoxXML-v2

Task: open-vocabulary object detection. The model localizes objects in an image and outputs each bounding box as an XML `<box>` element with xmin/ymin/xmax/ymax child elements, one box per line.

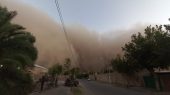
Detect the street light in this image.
<box><xmin>0</xmin><ymin>64</ymin><xmax>3</xmax><ymax>68</ymax></box>
<box><xmin>17</xmin><ymin>66</ymin><xmax>21</xmax><ymax>70</ymax></box>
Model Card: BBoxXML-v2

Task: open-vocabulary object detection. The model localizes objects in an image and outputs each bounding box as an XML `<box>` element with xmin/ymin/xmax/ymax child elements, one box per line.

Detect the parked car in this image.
<box><xmin>87</xmin><ymin>78</ymin><xmax>91</xmax><ymax>81</ymax></box>
<box><xmin>64</xmin><ymin>78</ymin><xmax>79</xmax><ymax>87</ymax></box>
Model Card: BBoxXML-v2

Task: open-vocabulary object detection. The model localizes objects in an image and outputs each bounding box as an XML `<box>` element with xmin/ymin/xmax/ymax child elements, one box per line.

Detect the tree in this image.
<box><xmin>64</xmin><ymin>58</ymin><xmax>71</xmax><ymax>70</ymax></box>
<box><xmin>111</xmin><ymin>55</ymin><xmax>135</xmax><ymax>75</ymax></box>
<box><xmin>122</xmin><ymin>25</ymin><xmax>170</xmax><ymax>75</ymax></box>
<box><xmin>0</xmin><ymin>6</ymin><xmax>37</xmax><ymax>95</ymax></box>
<box><xmin>70</xmin><ymin>67</ymin><xmax>80</xmax><ymax>78</ymax></box>
<box><xmin>111</xmin><ymin>55</ymin><xmax>139</xmax><ymax>87</ymax></box>
<box><xmin>48</xmin><ymin>64</ymin><xmax>63</xmax><ymax>77</ymax></box>
<box><xmin>63</xmin><ymin>58</ymin><xmax>71</xmax><ymax>75</ymax></box>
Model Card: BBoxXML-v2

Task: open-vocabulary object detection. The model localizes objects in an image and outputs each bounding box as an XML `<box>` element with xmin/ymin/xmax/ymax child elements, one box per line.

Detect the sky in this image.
<box><xmin>18</xmin><ymin>0</ymin><xmax>170</xmax><ymax>32</ymax></box>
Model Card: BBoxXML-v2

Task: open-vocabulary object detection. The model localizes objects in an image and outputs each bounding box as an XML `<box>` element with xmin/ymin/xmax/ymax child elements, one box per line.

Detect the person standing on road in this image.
<box><xmin>54</xmin><ymin>76</ymin><xmax>58</xmax><ymax>87</ymax></box>
<box><xmin>40</xmin><ymin>75</ymin><xmax>46</xmax><ymax>91</ymax></box>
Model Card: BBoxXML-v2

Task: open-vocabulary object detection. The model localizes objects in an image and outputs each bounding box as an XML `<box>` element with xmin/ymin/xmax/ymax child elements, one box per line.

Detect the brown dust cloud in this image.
<box><xmin>1</xmin><ymin>0</ymin><xmax>147</xmax><ymax>72</ymax></box>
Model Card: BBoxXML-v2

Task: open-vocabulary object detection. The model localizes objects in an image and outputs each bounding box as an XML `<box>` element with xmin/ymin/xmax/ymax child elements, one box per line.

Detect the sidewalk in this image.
<box><xmin>30</xmin><ymin>86</ymin><xmax>71</xmax><ymax>95</ymax></box>
<box><xmin>30</xmin><ymin>81</ymin><xmax>71</xmax><ymax>95</ymax></box>
<box><xmin>128</xmin><ymin>87</ymin><xmax>170</xmax><ymax>95</ymax></box>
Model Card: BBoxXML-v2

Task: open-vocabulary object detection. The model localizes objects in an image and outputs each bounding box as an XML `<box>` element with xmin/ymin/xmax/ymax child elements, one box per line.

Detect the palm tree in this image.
<box><xmin>0</xmin><ymin>6</ymin><xmax>37</xmax><ymax>95</ymax></box>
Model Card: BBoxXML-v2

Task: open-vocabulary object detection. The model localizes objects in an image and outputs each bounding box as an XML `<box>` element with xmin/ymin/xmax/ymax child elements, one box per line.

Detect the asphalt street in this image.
<box><xmin>80</xmin><ymin>80</ymin><xmax>151</xmax><ymax>95</ymax></box>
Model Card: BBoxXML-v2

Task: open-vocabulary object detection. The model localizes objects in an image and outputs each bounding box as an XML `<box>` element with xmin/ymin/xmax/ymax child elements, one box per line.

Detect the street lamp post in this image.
<box><xmin>0</xmin><ymin>64</ymin><xmax>3</xmax><ymax>68</ymax></box>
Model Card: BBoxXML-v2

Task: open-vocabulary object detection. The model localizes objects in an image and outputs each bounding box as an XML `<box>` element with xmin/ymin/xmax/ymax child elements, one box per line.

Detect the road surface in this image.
<box><xmin>80</xmin><ymin>80</ymin><xmax>152</xmax><ymax>95</ymax></box>
<box><xmin>30</xmin><ymin>81</ymin><xmax>71</xmax><ymax>95</ymax></box>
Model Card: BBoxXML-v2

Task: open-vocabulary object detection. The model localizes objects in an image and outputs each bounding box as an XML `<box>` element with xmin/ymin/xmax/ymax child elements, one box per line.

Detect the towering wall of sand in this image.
<box><xmin>1</xmin><ymin>0</ymin><xmax>147</xmax><ymax>71</ymax></box>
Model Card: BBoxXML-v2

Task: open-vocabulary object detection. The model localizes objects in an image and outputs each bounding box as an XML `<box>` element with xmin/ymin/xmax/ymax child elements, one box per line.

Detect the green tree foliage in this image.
<box><xmin>48</xmin><ymin>64</ymin><xmax>63</xmax><ymax>77</ymax></box>
<box><xmin>111</xmin><ymin>55</ymin><xmax>136</xmax><ymax>75</ymax></box>
<box><xmin>70</xmin><ymin>67</ymin><xmax>80</xmax><ymax>77</ymax></box>
<box><xmin>63</xmin><ymin>58</ymin><xmax>71</xmax><ymax>75</ymax></box>
<box><xmin>64</xmin><ymin>58</ymin><xmax>71</xmax><ymax>70</ymax></box>
<box><xmin>122</xmin><ymin>25</ymin><xmax>170</xmax><ymax>74</ymax></box>
<box><xmin>0</xmin><ymin>6</ymin><xmax>37</xmax><ymax>95</ymax></box>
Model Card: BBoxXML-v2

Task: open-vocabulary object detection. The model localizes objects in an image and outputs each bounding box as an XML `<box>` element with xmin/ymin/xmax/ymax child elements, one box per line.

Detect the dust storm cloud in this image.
<box><xmin>1</xmin><ymin>0</ymin><xmax>148</xmax><ymax>71</ymax></box>
<box><xmin>67</xmin><ymin>24</ymin><xmax>147</xmax><ymax>72</ymax></box>
<box><xmin>1</xmin><ymin>0</ymin><xmax>71</xmax><ymax>68</ymax></box>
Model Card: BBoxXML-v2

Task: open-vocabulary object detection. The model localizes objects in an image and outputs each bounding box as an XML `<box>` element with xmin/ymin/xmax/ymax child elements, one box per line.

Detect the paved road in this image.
<box><xmin>80</xmin><ymin>80</ymin><xmax>152</xmax><ymax>95</ymax></box>
<box><xmin>30</xmin><ymin>81</ymin><xmax>71</xmax><ymax>95</ymax></box>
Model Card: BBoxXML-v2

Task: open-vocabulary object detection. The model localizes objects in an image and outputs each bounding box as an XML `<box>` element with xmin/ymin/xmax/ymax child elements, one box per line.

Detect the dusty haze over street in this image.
<box><xmin>1</xmin><ymin>0</ymin><xmax>148</xmax><ymax>71</ymax></box>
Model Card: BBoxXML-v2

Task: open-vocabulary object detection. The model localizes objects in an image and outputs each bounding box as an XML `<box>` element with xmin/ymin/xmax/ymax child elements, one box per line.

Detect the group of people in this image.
<box><xmin>38</xmin><ymin>75</ymin><xmax>58</xmax><ymax>91</ymax></box>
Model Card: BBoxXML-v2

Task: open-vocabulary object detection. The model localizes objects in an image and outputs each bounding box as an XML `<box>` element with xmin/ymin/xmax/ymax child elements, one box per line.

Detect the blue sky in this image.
<box><xmin>21</xmin><ymin>0</ymin><xmax>170</xmax><ymax>32</ymax></box>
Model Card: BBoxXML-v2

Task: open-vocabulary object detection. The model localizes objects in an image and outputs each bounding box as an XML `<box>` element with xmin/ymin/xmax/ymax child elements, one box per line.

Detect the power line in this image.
<box><xmin>54</xmin><ymin>0</ymin><xmax>77</xmax><ymax>66</ymax></box>
<box><xmin>55</xmin><ymin>0</ymin><xmax>66</xmax><ymax>34</ymax></box>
